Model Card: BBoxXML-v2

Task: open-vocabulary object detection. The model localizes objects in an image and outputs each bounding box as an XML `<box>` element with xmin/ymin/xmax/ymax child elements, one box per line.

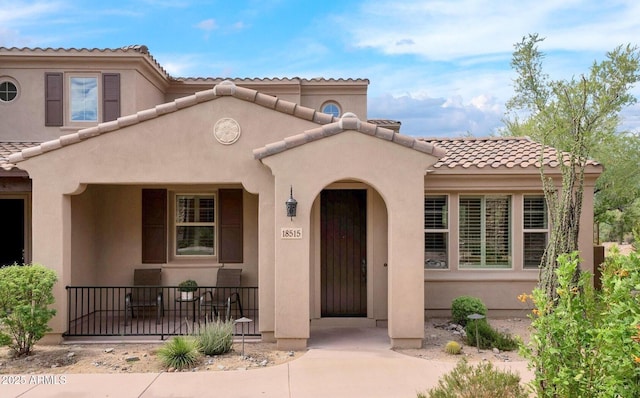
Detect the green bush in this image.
<box><xmin>0</xmin><ymin>263</ymin><xmax>57</xmax><ymax>356</ymax></box>
<box><xmin>157</xmin><ymin>336</ymin><xmax>200</xmax><ymax>370</ymax></box>
<box><xmin>197</xmin><ymin>320</ymin><xmax>234</xmax><ymax>356</ymax></box>
<box><xmin>418</xmin><ymin>358</ymin><xmax>528</xmax><ymax>398</ymax></box>
<box><xmin>521</xmin><ymin>252</ymin><xmax>640</xmax><ymax>397</ymax></box>
<box><xmin>465</xmin><ymin>319</ymin><xmax>519</xmax><ymax>351</ymax></box>
<box><xmin>451</xmin><ymin>295</ymin><xmax>487</xmax><ymax>326</ymax></box>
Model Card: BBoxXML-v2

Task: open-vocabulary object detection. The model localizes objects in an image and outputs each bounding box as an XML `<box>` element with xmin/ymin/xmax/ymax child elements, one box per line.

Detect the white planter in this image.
<box><xmin>180</xmin><ymin>291</ymin><xmax>193</xmax><ymax>300</ymax></box>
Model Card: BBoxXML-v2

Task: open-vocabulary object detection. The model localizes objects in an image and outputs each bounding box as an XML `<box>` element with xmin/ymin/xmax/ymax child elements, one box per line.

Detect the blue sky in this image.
<box><xmin>3</xmin><ymin>0</ymin><xmax>640</xmax><ymax>137</ymax></box>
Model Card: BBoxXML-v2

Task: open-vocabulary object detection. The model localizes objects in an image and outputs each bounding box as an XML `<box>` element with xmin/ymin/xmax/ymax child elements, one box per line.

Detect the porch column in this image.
<box><xmin>257</xmin><ymin>183</ymin><xmax>276</xmax><ymax>342</ymax></box>
<box><xmin>30</xmin><ymin>184</ymin><xmax>73</xmax><ymax>343</ymax></box>
<box><xmin>386</xmin><ymin>182</ymin><xmax>425</xmax><ymax>348</ymax></box>
<box><xmin>272</xmin><ymin>177</ymin><xmax>310</xmax><ymax>351</ymax></box>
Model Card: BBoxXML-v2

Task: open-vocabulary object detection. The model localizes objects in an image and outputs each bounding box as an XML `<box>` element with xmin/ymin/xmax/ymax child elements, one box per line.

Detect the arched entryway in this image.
<box><xmin>309</xmin><ymin>181</ymin><xmax>388</xmax><ymax>331</ymax></box>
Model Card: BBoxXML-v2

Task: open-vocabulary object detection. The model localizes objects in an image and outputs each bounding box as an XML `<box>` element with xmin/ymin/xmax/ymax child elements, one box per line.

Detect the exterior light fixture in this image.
<box><xmin>467</xmin><ymin>313</ymin><xmax>486</xmax><ymax>353</ymax></box>
<box><xmin>234</xmin><ymin>317</ymin><xmax>253</xmax><ymax>358</ymax></box>
<box><xmin>286</xmin><ymin>186</ymin><xmax>297</xmax><ymax>220</ymax></box>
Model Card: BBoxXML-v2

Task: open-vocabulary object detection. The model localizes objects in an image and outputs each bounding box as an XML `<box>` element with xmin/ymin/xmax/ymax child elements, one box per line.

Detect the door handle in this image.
<box><xmin>361</xmin><ymin>258</ymin><xmax>367</xmax><ymax>281</ymax></box>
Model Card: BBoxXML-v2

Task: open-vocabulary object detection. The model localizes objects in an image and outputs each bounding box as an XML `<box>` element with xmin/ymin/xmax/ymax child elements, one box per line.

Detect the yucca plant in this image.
<box><xmin>197</xmin><ymin>320</ymin><xmax>234</xmax><ymax>356</ymax></box>
<box><xmin>157</xmin><ymin>336</ymin><xmax>200</xmax><ymax>370</ymax></box>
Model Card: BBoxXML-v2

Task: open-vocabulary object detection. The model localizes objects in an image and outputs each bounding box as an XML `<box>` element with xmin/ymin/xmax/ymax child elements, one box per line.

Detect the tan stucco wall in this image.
<box><xmin>0</xmin><ymin>67</ymin><xmax>166</xmax><ymax>142</ymax></box>
<box><xmin>262</xmin><ymin>130</ymin><xmax>439</xmax><ymax>348</ymax></box>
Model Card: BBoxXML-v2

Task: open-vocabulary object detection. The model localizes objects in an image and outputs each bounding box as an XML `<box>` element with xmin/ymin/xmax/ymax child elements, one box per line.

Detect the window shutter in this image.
<box><xmin>484</xmin><ymin>196</ymin><xmax>510</xmax><ymax>267</ymax></box>
<box><xmin>45</xmin><ymin>73</ymin><xmax>63</xmax><ymax>126</ymax></box>
<box><xmin>459</xmin><ymin>197</ymin><xmax>482</xmax><ymax>265</ymax></box>
<box><xmin>102</xmin><ymin>73</ymin><xmax>120</xmax><ymax>122</ymax></box>
<box><xmin>142</xmin><ymin>189</ymin><xmax>167</xmax><ymax>264</ymax></box>
<box><xmin>218</xmin><ymin>189</ymin><xmax>243</xmax><ymax>263</ymax></box>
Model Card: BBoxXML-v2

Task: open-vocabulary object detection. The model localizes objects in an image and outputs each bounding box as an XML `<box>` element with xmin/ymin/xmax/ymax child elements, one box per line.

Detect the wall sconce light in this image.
<box><xmin>286</xmin><ymin>186</ymin><xmax>297</xmax><ymax>220</ymax></box>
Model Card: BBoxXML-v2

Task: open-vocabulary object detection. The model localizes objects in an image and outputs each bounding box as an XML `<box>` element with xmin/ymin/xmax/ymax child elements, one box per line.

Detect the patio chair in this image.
<box><xmin>199</xmin><ymin>268</ymin><xmax>243</xmax><ymax>322</ymax></box>
<box><xmin>125</xmin><ymin>268</ymin><xmax>164</xmax><ymax>325</ymax></box>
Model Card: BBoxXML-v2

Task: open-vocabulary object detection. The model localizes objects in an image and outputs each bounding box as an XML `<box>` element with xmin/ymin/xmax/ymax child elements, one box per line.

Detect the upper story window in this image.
<box><xmin>45</xmin><ymin>72</ymin><xmax>120</xmax><ymax>127</ymax></box>
<box><xmin>459</xmin><ymin>195</ymin><xmax>511</xmax><ymax>269</ymax></box>
<box><xmin>424</xmin><ymin>195</ymin><xmax>448</xmax><ymax>269</ymax></box>
<box><xmin>523</xmin><ymin>195</ymin><xmax>548</xmax><ymax>269</ymax></box>
<box><xmin>0</xmin><ymin>80</ymin><xmax>18</xmax><ymax>102</ymax></box>
<box><xmin>175</xmin><ymin>194</ymin><xmax>216</xmax><ymax>257</ymax></box>
<box><xmin>70</xmin><ymin>77</ymin><xmax>98</xmax><ymax>122</ymax></box>
<box><xmin>321</xmin><ymin>102</ymin><xmax>341</xmax><ymax>117</ymax></box>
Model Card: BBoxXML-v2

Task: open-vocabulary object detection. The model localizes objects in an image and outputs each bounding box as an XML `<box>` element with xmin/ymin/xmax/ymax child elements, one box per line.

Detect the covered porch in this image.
<box><xmin>64</xmin><ymin>285</ymin><xmax>259</xmax><ymax>339</ymax></box>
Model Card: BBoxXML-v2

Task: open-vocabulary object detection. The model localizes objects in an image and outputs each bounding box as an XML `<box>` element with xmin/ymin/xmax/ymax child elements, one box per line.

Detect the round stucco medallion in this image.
<box><xmin>214</xmin><ymin>117</ymin><xmax>241</xmax><ymax>145</ymax></box>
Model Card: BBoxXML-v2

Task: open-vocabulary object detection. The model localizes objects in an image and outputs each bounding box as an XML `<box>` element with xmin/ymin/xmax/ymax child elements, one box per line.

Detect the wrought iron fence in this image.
<box><xmin>64</xmin><ymin>286</ymin><xmax>259</xmax><ymax>338</ymax></box>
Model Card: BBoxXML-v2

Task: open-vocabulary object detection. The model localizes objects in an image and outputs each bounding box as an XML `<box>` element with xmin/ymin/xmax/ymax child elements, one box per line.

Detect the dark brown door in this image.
<box><xmin>321</xmin><ymin>189</ymin><xmax>367</xmax><ymax>317</ymax></box>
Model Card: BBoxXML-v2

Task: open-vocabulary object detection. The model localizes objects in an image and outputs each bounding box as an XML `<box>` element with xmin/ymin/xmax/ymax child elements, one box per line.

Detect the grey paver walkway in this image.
<box><xmin>4</xmin><ymin>327</ymin><xmax>533</xmax><ymax>398</ymax></box>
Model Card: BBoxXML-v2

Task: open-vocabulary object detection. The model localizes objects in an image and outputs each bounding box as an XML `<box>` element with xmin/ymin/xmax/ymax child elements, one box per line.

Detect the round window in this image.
<box><xmin>322</xmin><ymin>102</ymin><xmax>340</xmax><ymax>118</ymax></box>
<box><xmin>0</xmin><ymin>81</ymin><xmax>18</xmax><ymax>102</ymax></box>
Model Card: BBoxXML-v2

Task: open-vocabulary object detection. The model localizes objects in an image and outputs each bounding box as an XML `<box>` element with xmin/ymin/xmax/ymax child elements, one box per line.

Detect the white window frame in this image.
<box><xmin>67</xmin><ymin>74</ymin><xmax>99</xmax><ymax>123</ymax></box>
<box><xmin>459</xmin><ymin>195</ymin><xmax>512</xmax><ymax>269</ymax></box>
<box><xmin>321</xmin><ymin>101</ymin><xmax>341</xmax><ymax>117</ymax></box>
<box><xmin>424</xmin><ymin>195</ymin><xmax>449</xmax><ymax>269</ymax></box>
<box><xmin>174</xmin><ymin>193</ymin><xmax>216</xmax><ymax>258</ymax></box>
<box><xmin>523</xmin><ymin>195</ymin><xmax>548</xmax><ymax>269</ymax></box>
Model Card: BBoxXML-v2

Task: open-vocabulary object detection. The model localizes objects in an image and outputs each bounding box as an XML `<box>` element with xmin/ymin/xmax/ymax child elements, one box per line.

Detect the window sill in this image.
<box><xmin>163</xmin><ymin>260</ymin><xmax>221</xmax><ymax>269</ymax></box>
<box><xmin>424</xmin><ymin>269</ymin><xmax>539</xmax><ymax>282</ymax></box>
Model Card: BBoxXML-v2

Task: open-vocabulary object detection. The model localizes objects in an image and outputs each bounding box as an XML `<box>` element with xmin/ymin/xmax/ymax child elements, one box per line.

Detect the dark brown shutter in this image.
<box><xmin>102</xmin><ymin>73</ymin><xmax>120</xmax><ymax>122</ymax></box>
<box><xmin>218</xmin><ymin>189</ymin><xmax>243</xmax><ymax>263</ymax></box>
<box><xmin>45</xmin><ymin>73</ymin><xmax>63</xmax><ymax>126</ymax></box>
<box><xmin>142</xmin><ymin>189</ymin><xmax>167</xmax><ymax>263</ymax></box>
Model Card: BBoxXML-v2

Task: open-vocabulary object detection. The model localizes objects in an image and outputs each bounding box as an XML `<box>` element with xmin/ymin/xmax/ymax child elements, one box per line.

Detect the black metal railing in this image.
<box><xmin>64</xmin><ymin>286</ymin><xmax>259</xmax><ymax>338</ymax></box>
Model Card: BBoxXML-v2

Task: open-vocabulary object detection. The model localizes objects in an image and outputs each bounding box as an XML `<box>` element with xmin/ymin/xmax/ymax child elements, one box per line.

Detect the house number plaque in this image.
<box><xmin>281</xmin><ymin>227</ymin><xmax>302</xmax><ymax>239</ymax></box>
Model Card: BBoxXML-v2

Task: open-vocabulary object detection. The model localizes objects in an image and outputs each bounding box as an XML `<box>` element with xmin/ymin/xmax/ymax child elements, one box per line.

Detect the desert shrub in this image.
<box><xmin>157</xmin><ymin>336</ymin><xmax>200</xmax><ymax>370</ymax></box>
<box><xmin>0</xmin><ymin>263</ymin><xmax>57</xmax><ymax>356</ymax></box>
<box><xmin>465</xmin><ymin>319</ymin><xmax>519</xmax><ymax>351</ymax></box>
<box><xmin>197</xmin><ymin>320</ymin><xmax>234</xmax><ymax>356</ymax></box>
<box><xmin>451</xmin><ymin>295</ymin><xmax>487</xmax><ymax>326</ymax></box>
<box><xmin>417</xmin><ymin>358</ymin><xmax>528</xmax><ymax>398</ymax></box>
<box><xmin>444</xmin><ymin>341</ymin><xmax>462</xmax><ymax>355</ymax></box>
<box><xmin>521</xmin><ymin>252</ymin><xmax>640</xmax><ymax>398</ymax></box>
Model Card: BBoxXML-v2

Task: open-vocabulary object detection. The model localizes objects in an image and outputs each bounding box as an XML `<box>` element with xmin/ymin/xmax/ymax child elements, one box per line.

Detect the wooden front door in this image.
<box><xmin>321</xmin><ymin>189</ymin><xmax>367</xmax><ymax>317</ymax></box>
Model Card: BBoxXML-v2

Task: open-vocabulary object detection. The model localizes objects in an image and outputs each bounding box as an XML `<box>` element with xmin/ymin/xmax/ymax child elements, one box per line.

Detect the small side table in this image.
<box><xmin>175</xmin><ymin>296</ymin><xmax>199</xmax><ymax>331</ymax></box>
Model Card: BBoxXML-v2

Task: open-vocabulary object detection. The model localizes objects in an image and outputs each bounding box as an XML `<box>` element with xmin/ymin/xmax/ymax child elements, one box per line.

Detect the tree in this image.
<box><xmin>505</xmin><ymin>34</ymin><xmax>640</xmax><ymax>299</ymax></box>
<box><xmin>593</xmin><ymin>132</ymin><xmax>640</xmax><ymax>242</ymax></box>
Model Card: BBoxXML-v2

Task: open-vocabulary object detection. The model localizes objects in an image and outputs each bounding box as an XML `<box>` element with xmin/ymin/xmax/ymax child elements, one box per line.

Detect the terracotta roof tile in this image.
<box><xmin>0</xmin><ymin>45</ymin><xmax>169</xmax><ymax>78</ymax></box>
<box><xmin>0</xmin><ymin>142</ymin><xmax>40</xmax><ymax>171</ymax></box>
<box><xmin>421</xmin><ymin>137</ymin><xmax>601</xmax><ymax>171</ymax></box>
<box><xmin>254</xmin><ymin>113</ymin><xmax>445</xmax><ymax>160</ymax></box>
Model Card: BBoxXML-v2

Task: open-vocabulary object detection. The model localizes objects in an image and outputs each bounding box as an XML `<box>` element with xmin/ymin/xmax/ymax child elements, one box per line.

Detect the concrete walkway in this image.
<box><xmin>4</xmin><ymin>328</ymin><xmax>533</xmax><ymax>398</ymax></box>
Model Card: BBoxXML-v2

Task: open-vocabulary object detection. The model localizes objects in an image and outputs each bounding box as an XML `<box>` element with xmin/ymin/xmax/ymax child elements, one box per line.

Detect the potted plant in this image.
<box><xmin>178</xmin><ymin>280</ymin><xmax>198</xmax><ymax>300</ymax></box>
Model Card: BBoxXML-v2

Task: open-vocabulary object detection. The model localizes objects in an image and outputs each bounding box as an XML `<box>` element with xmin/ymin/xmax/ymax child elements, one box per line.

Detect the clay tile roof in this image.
<box><xmin>420</xmin><ymin>137</ymin><xmax>601</xmax><ymax>171</ymax></box>
<box><xmin>0</xmin><ymin>45</ymin><xmax>169</xmax><ymax>78</ymax></box>
<box><xmin>0</xmin><ymin>142</ymin><xmax>40</xmax><ymax>171</ymax></box>
<box><xmin>253</xmin><ymin>113</ymin><xmax>445</xmax><ymax>160</ymax></box>
<box><xmin>9</xmin><ymin>81</ymin><xmax>440</xmax><ymax>165</ymax></box>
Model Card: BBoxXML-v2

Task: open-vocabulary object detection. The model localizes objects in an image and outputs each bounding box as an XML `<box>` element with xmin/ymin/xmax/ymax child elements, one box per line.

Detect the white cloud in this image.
<box><xmin>348</xmin><ymin>0</ymin><xmax>640</xmax><ymax>61</ymax></box>
<box><xmin>369</xmin><ymin>92</ymin><xmax>504</xmax><ymax>137</ymax></box>
<box><xmin>196</xmin><ymin>19</ymin><xmax>217</xmax><ymax>32</ymax></box>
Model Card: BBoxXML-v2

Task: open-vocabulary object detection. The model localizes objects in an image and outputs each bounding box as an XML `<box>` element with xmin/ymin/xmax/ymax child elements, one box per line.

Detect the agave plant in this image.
<box><xmin>157</xmin><ymin>336</ymin><xmax>200</xmax><ymax>370</ymax></box>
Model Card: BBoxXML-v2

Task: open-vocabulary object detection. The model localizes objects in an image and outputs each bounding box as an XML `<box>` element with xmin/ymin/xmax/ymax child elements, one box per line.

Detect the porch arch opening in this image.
<box><xmin>308</xmin><ymin>179</ymin><xmax>389</xmax><ymax>334</ymax></box>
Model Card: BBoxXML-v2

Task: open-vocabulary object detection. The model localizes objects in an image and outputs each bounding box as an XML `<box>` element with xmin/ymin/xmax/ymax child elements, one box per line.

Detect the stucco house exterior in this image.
<box><xmin>0</xmin><ymin>46</ymin><xmax>601</xmax><ymax>349</ymax></box>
